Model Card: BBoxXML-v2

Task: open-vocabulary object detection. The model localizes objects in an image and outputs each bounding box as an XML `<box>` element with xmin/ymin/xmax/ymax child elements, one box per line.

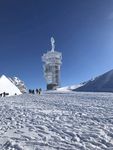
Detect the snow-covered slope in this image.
<box><xmin>0</xmin><ymin>92</ymin><xmax>113</xmax><ymax>150</ymax></box>
<box><xmin>57</xmin><ymin>83</ymin><xmax>85</xmax><ymax>92</ymax></box>
<box><xmin>9</xmin><ymin>77</ymin><xmax>27</xmax><ymax>93</ymax></box>
<box><xmin>0</xmin><ymin>75</ymin><xmax>22</xmax><ymax>96</ymax></box>
<box><xmin>75</xmin><ymin>69</ymin><xmax>113</xmax><ymax>92</ymax></box>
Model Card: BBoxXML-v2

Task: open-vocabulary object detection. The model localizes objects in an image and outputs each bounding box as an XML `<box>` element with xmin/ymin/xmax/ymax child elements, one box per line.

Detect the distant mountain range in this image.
<box><xmin>58</xmin><ymin>69</ymin><xmax>113</xmax><ymax>92</ymax></box>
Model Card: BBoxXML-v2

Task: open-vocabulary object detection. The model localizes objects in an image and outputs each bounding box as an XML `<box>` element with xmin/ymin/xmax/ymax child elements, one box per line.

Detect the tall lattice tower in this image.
<box><xmin>42</xmin><ymin>37</ymin><xmax>62</xmax><ymax>90</ymax></box>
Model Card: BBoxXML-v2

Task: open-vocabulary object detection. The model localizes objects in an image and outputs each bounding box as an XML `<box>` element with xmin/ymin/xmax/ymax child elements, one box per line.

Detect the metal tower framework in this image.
<box><xmin>42</xmin><ymin>37</ymin><xmax>62</xmax><ymax>90</ymax></box>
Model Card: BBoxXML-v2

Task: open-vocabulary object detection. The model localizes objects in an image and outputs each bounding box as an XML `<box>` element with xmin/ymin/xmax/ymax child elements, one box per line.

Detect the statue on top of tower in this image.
<box><xmin>51</xmin><ymin>37</ymin><xmax>55</xmax><ymax>52</ymax></box>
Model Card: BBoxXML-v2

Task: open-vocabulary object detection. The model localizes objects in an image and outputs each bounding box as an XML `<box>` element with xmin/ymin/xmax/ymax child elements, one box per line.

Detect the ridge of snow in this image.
<box><xmin>75</xmin><ymin>69</ymin><xmax>113</xmax><ymax>92</ymax></box>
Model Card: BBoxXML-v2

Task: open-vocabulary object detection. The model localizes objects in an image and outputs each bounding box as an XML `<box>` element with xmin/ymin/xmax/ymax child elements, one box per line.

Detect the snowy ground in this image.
<box><xmin>0</xmin><ymin>92</ymin><xmax>113</xmax><ymax>150</ymax></box>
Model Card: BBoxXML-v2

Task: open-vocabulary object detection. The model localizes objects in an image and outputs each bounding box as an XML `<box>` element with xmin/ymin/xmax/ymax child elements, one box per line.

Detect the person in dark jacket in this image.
<box><xmin>36</xmin><ymin>89</ymin><xmax>39</xmax><ymax>94</ymax></box>
<box><xmin>38</xmin><ymin>88</ymin><xmax>42</xmax><ymax>95</ymax></box>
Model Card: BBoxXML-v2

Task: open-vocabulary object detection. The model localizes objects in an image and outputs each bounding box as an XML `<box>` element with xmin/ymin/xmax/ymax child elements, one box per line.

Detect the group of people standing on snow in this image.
<box><xmin>0</xmin><ymin>92</ymin><xmax>9</xmax><ymax>97</ymax></box>
<box><xmin>29</xmin><ymin>88</ymin><xmax>42</xmax><ymax>95</ymax></box>
<box><xmin>0</xmin><ymin>88</ymin><xmax>42</xmax><ymax>98</ymax></box>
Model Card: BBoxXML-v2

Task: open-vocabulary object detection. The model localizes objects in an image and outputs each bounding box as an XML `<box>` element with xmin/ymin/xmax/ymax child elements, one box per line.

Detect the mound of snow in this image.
<box><xmin>0</xmin><ymin>75</ymin><xmax>22</xmax><ymax>96</ymax></box>
<box><xmin>75</xmin><ymin>69</ymin><xmax>113</xmax><ymax>92</ymax></box>
<box><xmin>57</xmin><ymin>83</ymin><xmax>85</xmax><ymax>92</ymax></box>
<box><xmin>59</xmin><ymin>69</ymin><xmax>113</xmax><ymax>93</ymax></box>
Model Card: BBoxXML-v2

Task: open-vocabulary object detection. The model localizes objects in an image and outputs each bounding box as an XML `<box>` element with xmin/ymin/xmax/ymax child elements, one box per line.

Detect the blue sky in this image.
<box><xmin>0</xmin><ymin>0</ymin><xmax>113</xmax><ymax>89</ymax></box>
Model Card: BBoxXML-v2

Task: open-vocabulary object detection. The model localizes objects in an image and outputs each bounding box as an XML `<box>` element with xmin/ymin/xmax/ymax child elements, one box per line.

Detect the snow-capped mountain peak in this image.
<box><xmin>0</xmin><ymin>75</ymin><xmax>22</xmax><ymax>96</ymax></box>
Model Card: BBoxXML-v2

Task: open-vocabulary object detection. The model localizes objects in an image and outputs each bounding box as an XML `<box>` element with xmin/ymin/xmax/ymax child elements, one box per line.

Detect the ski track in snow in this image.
<box><xmin>0</xmin><ymin>92</ymin><xmax>113</xmax><ymax>150</ymax></box>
